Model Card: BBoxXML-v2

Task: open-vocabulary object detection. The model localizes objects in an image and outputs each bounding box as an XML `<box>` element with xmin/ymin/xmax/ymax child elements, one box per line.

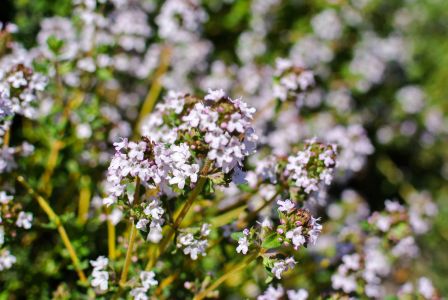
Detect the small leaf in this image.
<box><xmin>46</xmin><ymin>35</ymin><xmax>64</xmax><ymax>54</ymax></box>
<box><xmin>230</xmin><ymin>232</ymin><xmax>244</xmax><ymax>241</ymax></box>
<box><xmin>262</xmin><ymin>233</ymin><xmax>282</xmax><ymax>249</ymax></box>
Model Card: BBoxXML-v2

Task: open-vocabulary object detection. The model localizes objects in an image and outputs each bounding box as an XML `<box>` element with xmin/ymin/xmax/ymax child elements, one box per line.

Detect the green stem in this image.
<box><xmin>17</xmin><ymin>176</ymin><xmax>87</xmax><ymax>284</ymax></box>
<box><xmin>119</xmin><ymin>177</ymin><xmax>141</xmax><ymax>286</ymax></box>
<box><xmin>119</xmin><ymin>221</ymin><xmax>137</xmax><ymax>287</ymax></box>
<box><xmin>193</xmin><ymin>251</ymin><xmax>260</xmax><ymax>300</ymax></box>
<box><xmin>77</xmin><ymin>176</ymin><xmax>91</xmax><ymax>224</ymax></box>
<box><xmin>106</xmin><ymin>206</ymin><xmax>116</xmax><ymax>261</ymax></box>
<box><xmin>146</xmin><ymin>160</ymin><xmax>211</xmax><ymax>270</ymax></box>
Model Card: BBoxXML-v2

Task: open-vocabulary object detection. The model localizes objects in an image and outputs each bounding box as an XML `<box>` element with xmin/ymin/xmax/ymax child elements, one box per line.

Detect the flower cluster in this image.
<box><xmin>0</xmin><ymin>142</ymin><xmax>34</xmax><ymax>173</ymax></box>
<box><xmin>258</xmin><ymin>285</ymin><xmax>308</xmax><ymax>300</ymax></box>
<box><xmin>234</xmin><ymin>200</ymin><xmax>323</xmax><ymax>280</ymax></box>
<box><xmin>276</xmin><ymin>201</ymin><xmax>322</xmax><ymax>249</ymax></box>
<box><xmin>135</xmin><ymin>196</ymin><xmax>165</xmax><ymax>243</ymax></box>
<box><xmin>90</xmin><ymin>256</ymin><xmax>109</xmax><ymax>292</ymax></box>
<box><xmin>273</xmin><ymin>58</ymin><xmax>315</xmax><ymax>104</ymax></box>
<box><xmin>104</xmin><ymin>138</ymin><xmax>200</xmax><ymax>205</ymax></box>
<box><xmin>0</xmin><ymin>63</ymin><xmax>47</xmax><ymax>133</ymax></box>
<box><xmin>0</xmin><ymin>249</ymin><xmax>16</xmax><ymax>271</ymax></box>
<box><xmin>270</xmin><ymin>256</ymin><xmax>296</xmax><ymax>279</ymax></box>
<box><xmin>130</xmin><ymin>271</ymin><xmax>158</xmax><ymax>300</ymax></box>
<box><xmin>140</xmin><ymin>89</ymin><xmax>258</xmax><ymax>178</ymax></box>
<box><xmin>398</xmin><ymin>277</ymin><xmax>437</xmax><ymax>300</ymax></box>
<box><xmin>0</xmin><ymin>191</ymin><xmax>33</xmax><ymax>270</ymax></box>
<box><xmin>176</xmin><ymin>223</ymin><xmax>211</xmax><ymax>260</ymax></box>
<box><xmin>284</xmin><ymin>140</ymin><xmax>337</xmax><ymax>196</ymax></box>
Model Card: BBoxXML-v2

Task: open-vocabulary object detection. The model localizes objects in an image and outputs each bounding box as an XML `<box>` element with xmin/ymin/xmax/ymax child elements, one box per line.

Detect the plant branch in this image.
<box><xmin>119</xmin><ymin>177</ymin><xmax>141</xmax><ymax>286</ymax></box>
<box><xmin>119</xmin><ymin>221</ymin><xmax>137</xmax><ymax>287</ymax></box>
<box><xmin>16</xmin><ymin>176</ymin><xmax>87</xmax><ymax>284</ymax></box>
<box><xmin>193</xmin><ymin>251</ymin><xmax>260</xmax><ymax>300</ymax></box>
<box><xmin>106</xmin><ymin>206</ymin><xmax>116</xmax><ymax>261</ymax></box>
<box><xmin>146</xmin><ymin>160</ymin><xmax>211</xmax><ymax>270</ymax></box>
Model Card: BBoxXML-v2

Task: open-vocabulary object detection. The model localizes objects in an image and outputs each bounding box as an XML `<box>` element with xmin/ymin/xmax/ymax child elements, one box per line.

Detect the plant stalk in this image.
<box><xmin>119</xmin><ymin>221</ymin><xmax>137</xmax><ymax>287</ymax></box>
<box><xmin>119</xmin><ymin>177</ymin><xmax>141</xmax><ymax>286</ymax></box>
<box><xmin>193</xmin><ymin>251</ymin><xmax>260</xmax><ymax>300</ymax></box>
<box><xmin>16</xmin><ymin>176</ymin><xmax>87</xmax><ymax>284</ymax></box>
<box><xmin>106</xmin><ymin>206</ymin><xmax>116</xmax><ymax>261</ymax></box>
<box><xmin>146</xmin><ymin>160</ymin><xmax>211</xmax><ymax>270</ymax></box>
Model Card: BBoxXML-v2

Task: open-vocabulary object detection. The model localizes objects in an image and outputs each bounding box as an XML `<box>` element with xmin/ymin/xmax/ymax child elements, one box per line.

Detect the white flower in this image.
<box><xmin>418</xmin><ymin>277</ymin><xmax>435</xmax><ymax>299</ymax></box>
<box><xmin>0</xmin><ymin>227</ymin><xmax>4</xmax><ymax>245</ymax></box>
<box><xmin>16</xmin><ymin>212</ymin><xmax>33</xmax><ymax>229</ymax></box>
<box><xmin>384</xmin><ymin>200</ymin><xmax>404</xmax><ymax>213</ymax></box>
<box><xmin>136</xmin><ymin>218</ymin><xmax>150</xmax><ymax>230</ymax></box>
<box><xmin>130</xmin><ymin>287</ymin><xmax>148</xmax><ymax>300</ymax></box>
<box><xmin>205</xmin><ymin>88</ymin><xmax>226</xmax><ymax>101</ymax></box>
<box><xmin>375</xmin><ymin>215</ymin><xmax>391</xmax><ymax>232</ymax></box>
<box><xmin>0</xmin><ymin>250</ymin><xmax>16</xmax><ymax>271</ymax></box>
<box><xmin>0</xmin><ymin>191</ymin><xmax>13</xmax><ymax>204</ymax></box>
<box><xmin>277</xmin><ymin>199</ymin><xmax>295</xmax><ymax>213</ymax></box>
<box><xmin>90</xmin><ymin>256</ymin><xmax>108</xmax><ymax>270</ymax></box>
<box><xmin>91</xmin><ymin>270</ymin><xmax>109</xmax><ymax>291</ymax></box>
<box><xmin>287</xmin><ymin>289</ymin><xmax>308</xmax><ymax>300</ymax></box>
<box><xmin>258</xmin><ymin>285</ymin><xmax>284</xmax><ymax>300</ymax></box>
<box><xmin>113</xmin><ymin>138</ymin><xmax>128</xmax><ymax>151</ymax></box>
<box><xmin>7</xmin><ymin>71</ymin><xmax>27</xmax><ymax>88</ymax></box>
<box><xmin>331</xmin><ymin>267</ymin><xmax>357</xmax><ymax>293</ymax></box>
<box><xmin>140</xmin><ymin>271</ymin><xmax>158</xmax><ymax>289</ymax></box>
<box><xmin>342</xmin><ymin>253</ymin><xmax>360</xmax><ymax>271</ymax></box>
<box><xmin>260</xmin><ymin>218</ymin><xmax>273</xmax><ymax>229</ymax></box>
<box><xmin>286</xmin><ymin>227</ymin><xmax>306</xmax><ymax>249</ymax></box>
<box><xmin>311</xmin><ymin>9</ymin><xmax>342</xmax><ymax>41</ymax></box>
<box><xmin>128</xmin><ymin>141</ymin><xmax>147</xmax><ymax>161</ymax></box>
<box><xmin>90</xmin><ymin>256</ymin><xmax>109</xmax><ymax>292</ymax></box>
<box><xmin>227</xmin><ymin>113</ymin><xmax>247</xmax><ymax>133</ymax></box>
<box><xmin>177</xmin><ymin>231</ymin><xmax>208</xmax><ymax>260</ymax></box>
<box><xmin>76</xmin><ymin>123</ymin><xmax>92</xmax><ymax>139</ymax></box>
<box><xmin>200</xmin><ymin>223</ymin><xmax>211</xmax><ymax>237</ymax></box>
<box><xmin>271</xmin><ymin>257</ymin><xmax>296</xmax><ymax>279</ymax></box>
<box><xmin>236</xmin><ymin>236</ymin><xmax>249</xmax><ymax>255</ymax></box>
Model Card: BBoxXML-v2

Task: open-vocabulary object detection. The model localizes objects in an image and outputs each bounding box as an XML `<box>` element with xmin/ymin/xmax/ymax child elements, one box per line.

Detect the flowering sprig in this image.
<box><xmin>233</xmin><ymin>199</ymin><xmax>323</xmax><ymax>281</ymax></box>
<box><xmin>90</xmin><ymin>256</ymin><xmax>109</xmax><ymax>293</ymax></box>
<box><xmin>257</xmin><ymin>284</ymin><xmax>309</xmax><ymax>300</ymax></box>
<box><xmin>176</xmin><ymin>223</ymin><xmax>211</xmax><ymax>260</ymax></box>
<box><xmin>254</xmin><ymin>139</ymin><xmax>337</xmax><ymax>201</ymax></box>
<box><xmin>130</xmin><ymin>271</ymin><xmax>158</xmax><ymax>300</ymax></box>
<box><xmin>140</xmin><ymin>89</ymin><xmax>257</xmax><ymax>179</ymax></box>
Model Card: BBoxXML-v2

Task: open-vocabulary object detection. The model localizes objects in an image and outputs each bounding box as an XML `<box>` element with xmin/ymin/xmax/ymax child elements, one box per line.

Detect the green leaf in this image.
<box><xmin>46</xmin><ymin>35</ymin><xmax>64</xmax><ymax>54</ymax></box>
<box><xmin>230</xmin><ymin>232</ymin><xmax>244</xmax><ymax>241</ymax></box>
<box><xmin>208</xmin><ymin>172</ymin><xmax>226</xmax><ymax>185</ymax></box>
<box><xmin>262</xmin><ymin>233</ymin><xmax>282</xmax><ymax>249</ymax></box>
